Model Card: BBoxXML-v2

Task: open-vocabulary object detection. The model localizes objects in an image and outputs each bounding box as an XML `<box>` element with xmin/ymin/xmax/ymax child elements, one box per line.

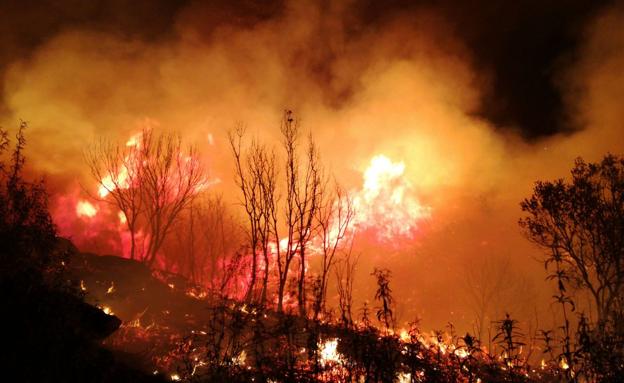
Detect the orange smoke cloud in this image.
<box><xmin>0</xmin><ymin>0</ymin><xmax>622</xmax><ymax>332</ymax></box>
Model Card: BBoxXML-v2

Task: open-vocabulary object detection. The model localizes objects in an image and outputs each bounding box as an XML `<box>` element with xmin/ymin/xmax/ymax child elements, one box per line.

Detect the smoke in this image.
<box><xmin>0</xmin><ymin>0</ymin><xmax>622</xmax><ymax>331</ymax></box>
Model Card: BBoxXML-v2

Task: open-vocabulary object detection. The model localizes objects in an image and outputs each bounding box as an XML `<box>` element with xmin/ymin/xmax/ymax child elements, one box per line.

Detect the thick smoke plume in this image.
<box><xmin>0</xmin><ymin>0</ymin><xmax>622</xmax><ymax>331</ymax></box>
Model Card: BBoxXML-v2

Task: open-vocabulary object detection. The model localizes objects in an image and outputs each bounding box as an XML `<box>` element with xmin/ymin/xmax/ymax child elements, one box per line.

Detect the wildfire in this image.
<box><xmin>76</xmin><ymin>200</ymin><xmax>98</xmax><ymax>218</ymax></box>
<box><xmin>559</xmin><ymin>357</ymin><xmax>569</xmax><ymax>370</ymax></box>
<box><xmin>101</xmin><ymin>305</ymin><xmax>114</xmax><ymax>315</ymax></box>
<box><xmin>232</xmin><ymin>350</ymin><xmax>246</xmax><ymax>366</ymax></box>
<box><xmin>106</xmin><ymin>282</ymin><xmax>116</xmax><ymax>294</ymax></box>
<box><xmin>353</xmin><ymin>154</ymin><xmax>431</xmax><ymax>241</ymax></box>
<box><xmin>118</xmin><ymin>211</ymin><xmax>127</xmax><ymax>224</ymax></box>
<box><xmin>98</xmin><ymin>132</ymin><xmax>143</xmax><ymax>198</ymax></box>
<box><xmin>319</xmin><ymin>338</ymin><xmax>343</xmax><ymax>366</ymax></box>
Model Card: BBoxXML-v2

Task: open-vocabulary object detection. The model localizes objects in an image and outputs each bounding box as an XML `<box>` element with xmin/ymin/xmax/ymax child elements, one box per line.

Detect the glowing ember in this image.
<box><xmin>559</xmin><ymin>357</ymin><xmax>569</xmax><ymax>370</ymax></box>
<box><xmin>319</xmin><ymin>338</ymin><xmax>342</xmax><ymax>366</ymax></box>
<box><xmin>106</xmin><ymin>282</ymin><xmax>116</xmax><ymax>294</ymax></box>
<box><xmin>76</xmin><ymin>200</ymin><xmax>98</xmax><ymax>218</ymax></box>
<box><xmin>117</xmin><ymin>211</ymin><xmax>127</xmax><ymax>224</ymax></box>
<box><xmin>353</xmin><ymin>154</ymin><xmax>430</xmax><ymax>241</ymax></box>
<box><xmin>101</xmin><ymin>306</ymin><xmax>114</xmax><ymax>315</ymax></box>
<box><xmin>453</xmin><ymin>348</ymin><xmax>469</xmax><ymax>358</ymax></box>
<box><xmin>232</xmin><ymin>350</ymin><xmax>246</xmax><ymax>366</ymax></box>
<box><xmin>125</xmin><ymin>132</ymin><xmax>143</xmax><ymax>147</ymax></box>
<box><xmin>399</xmin><ymin>328</ymin><xmax>411</xmax><ymax>342</ymax></box>
<box><xmin>98</xmin><ymin>131</ymin><xmax>144</xmax><ymax>198</ymax></box>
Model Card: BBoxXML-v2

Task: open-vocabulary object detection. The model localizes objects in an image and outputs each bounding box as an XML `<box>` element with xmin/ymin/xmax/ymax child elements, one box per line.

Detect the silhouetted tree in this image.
<box><xmin>1</xmin><ymin>123</ymin><xmax>159</xmax><ymax>382</ymax></box>
<box><xmin>0</xmin><ymin>121</ymin><xmax>56</xmax><ymax>270</ymax></box>
<box><xmin>521</xmin><ymin>154</ymin><xmax>624</xmax><ymax>380</ymax></box>
<box><xmin>281</xmin><ymin>111</ymin><xmax>323</xmax><ymax>317</ymax></box>
<box><xmin>87</xmin><ymin>128</ymin><xmax>206</xmax><ymax>266</ymax></box>
<box><xmin>520</xmin><ymin>154</ymin><xmax>624</xmax><ymax>324</ymax></box>
<box><xmin>86</xmin><ymin>134</ymin><xmax>144</xmax><ymax>260</ymax></box>
<box><xmin>229</xmin><ymin>125</ymin><xmax>277</xmax><ymax>305</ymax></box>
<box><xmin>372</xmin><ymin>268</ymin><xmax>395</xmax><ymax>332</ymax></box>
<box><xmin>335</xmin><ymin>250</ymin><xmax>359</xmax><ymax>328</ymax></box>
<box><xmin>314</xmin><ymin>184</ymin><xmax>354</xmax><ymax>320</ymax></box>
<box><xmin>492</xmin><ymin>313</ymin><xmax>525</xmax><ymax>374</ymax></box>
<box><xmin>229</xmin><ymin>111</ymin><xmax>323</xmax><ymax>313</ymax></box>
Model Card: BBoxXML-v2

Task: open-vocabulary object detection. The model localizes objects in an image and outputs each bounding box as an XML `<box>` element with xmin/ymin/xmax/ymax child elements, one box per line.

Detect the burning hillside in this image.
<box><xmin>66</xmin><ymin>241</ymin><xmax>562</xmax><ymax>383</ymax></box>
<box><xmin>1</xmin><ymin>0</ymin><xmax>624</xmax><ymax>382</ymax></box>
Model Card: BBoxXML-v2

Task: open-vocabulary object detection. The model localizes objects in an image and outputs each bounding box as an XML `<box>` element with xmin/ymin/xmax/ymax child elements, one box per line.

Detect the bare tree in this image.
<box><xmin>229</xmin><ymin>125</ymin><xmax>277</xmax><ymax>305</ymax></box>
<box><xmin>85</xmin><ymin>136</ymin><xmax>144</xmax><ymax>260</ymax></box>
<box><xmin>275</xmin><ymin>111</ymin><xmax>323</xmax><ymax>315</ymax></box>
<box><xmin>314</xmin><ymin>184</ymin><xmax>355</xmax><ymax>320</ymax></box>
<box><xmin>87</xmin><ymin>128</ymin><xmax>205</xmax><ymax>266</ymax></box>
<box><xmin>140</xmin><ymin>130</ymin><xmax>206</xmax><ymax>266</ymax></box>
<box><xmin>198</xmin><ymin>195</ymin><xmax>244</xmax><ymax>292</ymax></box>
<box><xmin>229</xmin><ymin>111</ymin><xmax>324</xmax><ymax>314</ymax></box>
<box><xmin>335</xmin><ymin>249</ymin><xmax>359</xmax><ymax>327</ymax></box>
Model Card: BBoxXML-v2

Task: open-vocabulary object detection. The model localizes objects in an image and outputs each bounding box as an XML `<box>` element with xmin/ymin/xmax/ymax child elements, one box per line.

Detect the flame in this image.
<box><xmin>453</xmin><ymin>348</ymin><xmax>469</xmax><ymax>359</ymax></box>
<box><xmin>76</xmin><ymin>200</ymin><xmax>98</xmax><ymax>218</ymax></box>
<box><xmin>559</xmin><ymin>356</ymin><xmax>569</xmax><ymax>370</ymax></box>
<box><xmin>232</xmin><ymin>350</ymin><xmax>246</xmax><ymax>366</ymax></box>
<box><xmin>101</xmin><ymin>306</ymin><xmax>114</xmax><ymax>315</ymax></box>
<box><xmin>399</xmin><ymin>328</ymin><xmax>411</xmax><ymax>342</ymax></box>
<box><xmin>106</xmin><ymin>281</ymin><xmax>116</xmax><ymax>294</ymax></box>
<box><xmin>353</xmin><ymin>154</ymin><xmax>431</xmax><ymax>241</ymax></box>
<box><xmin>185</xmin><ymin>287</ymin><xmax>208</xmax><ymax>300</ymax></box>
<box><xmin>118</xmin><ymin>211</ymin><xmax>127</xmax><ymax>224</ymax></box>
<box><xmin>97</xmin><ymin>131</ymin><xmax>143</xmax><ymax>198</ymax></box>
<box><xmin>319</xmin><ymin>338</ymin><xmax>343</xmax><ymax>366</ymax></box>
<box><xmin>125</xmin><ymin>132</ymin><xmax>143</xmax><ymax>147</ymax></box>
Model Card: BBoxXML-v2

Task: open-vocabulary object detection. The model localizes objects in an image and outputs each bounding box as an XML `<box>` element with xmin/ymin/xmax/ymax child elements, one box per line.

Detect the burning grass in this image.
<box><xmin>70</xmin><ymin>250</ymin><xmax>565</xmax><ymax>383</ymax></box>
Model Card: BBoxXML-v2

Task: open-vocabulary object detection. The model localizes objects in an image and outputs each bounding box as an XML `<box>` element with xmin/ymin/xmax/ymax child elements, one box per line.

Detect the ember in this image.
<box><xmin>2</xmin><ymin>1</ymin><xmax>623</xmax><ymax>382</ymax></box>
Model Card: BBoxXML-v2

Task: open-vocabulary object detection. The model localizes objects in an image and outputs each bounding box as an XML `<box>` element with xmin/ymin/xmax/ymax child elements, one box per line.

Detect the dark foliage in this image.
<box><xmin>521</xmin><ymin>154</ymin><xmax>624</xmax><ymax>381</ymax></box>
<box><xmin>0</xmin><ymin>123</ymin><xmax>162</xmax><ymax>382</ymax></box>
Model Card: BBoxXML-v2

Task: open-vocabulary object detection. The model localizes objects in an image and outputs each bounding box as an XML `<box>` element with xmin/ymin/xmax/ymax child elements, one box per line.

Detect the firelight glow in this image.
<box><xmin>76</xmin><ymin>200</ymin><xmax>98</xmax><ymax>218</ymax></box>
<box><xmin>352</xmin><ymin>154</ymin><xmax>431</xmax><ymax>241</ymax></box>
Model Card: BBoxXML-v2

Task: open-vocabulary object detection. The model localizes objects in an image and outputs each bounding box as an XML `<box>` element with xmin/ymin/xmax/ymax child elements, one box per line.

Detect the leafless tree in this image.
<box><xmin>229</xmin><ymin>111</ymin><xmax>324</xmax><ymax>314</ymax></box>
<box><xmin>87</xmin><ymin>128</ymin><xmax>205</xmax><ymax>266</ymax></box>
<box><xmin>199</xmin><ymin>195</ymin><xmax>244</xmax><ymax>292</ymax></box>
<box><xmin>229</xmin><ymin>125</ymin><xmax>277</xmax><ymax>305</ymax></box>
<box><xmin>335</xmin><ymin>249</ymin><xmax>359</xmax><ymax>327</ymax></box>
<box><xmin>140</xmin><ymin>130</ymin><xmax>206</xmax><ymax>266</ymax></box>
<box><xmin>276</xmin><ymin>111</ymin><xmax>323</xmax><ymax>315</ymax></box>
<box><xmin>85</xmin><ymin>136</ymin><xmax>144</xmax><ymax>260</ymax></box>
<box><xmin>313</xmin><ymin>184</ymin><xmax>355</xmax><ymax>320</ymax></box>
<box><xmin>161</xmin><ymin>193</ymin><xmax>244</xmax><ymax>291</ymax></box>
<box><xmin>463</xmin><ymin>254</ymin><xmax>537</xmax><ymax>344</ymax></box>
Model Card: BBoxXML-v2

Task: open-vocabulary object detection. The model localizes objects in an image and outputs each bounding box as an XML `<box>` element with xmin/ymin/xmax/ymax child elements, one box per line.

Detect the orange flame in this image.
<box><xmin>352</xmin><ymin>154</ymin><xmax>431</xmax><ymax>241</ymax></box>
<box><xmin>76</xmin><ymin>200</ymin><xmax>98</xmax><ymax>218</ymax></box>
